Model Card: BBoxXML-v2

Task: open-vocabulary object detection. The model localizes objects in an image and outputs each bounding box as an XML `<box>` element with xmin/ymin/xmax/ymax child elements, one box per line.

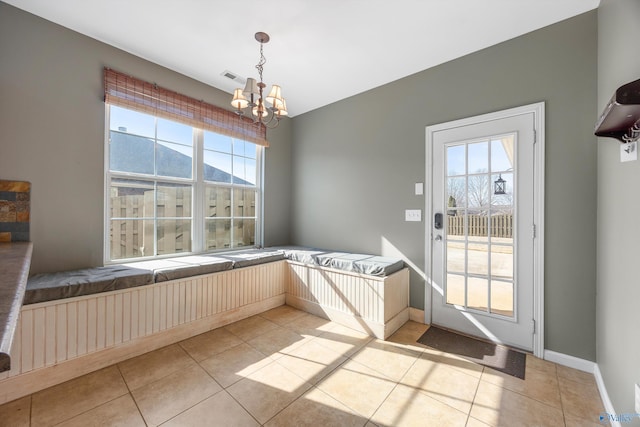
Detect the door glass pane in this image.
<box><xmin>447</xmin><ymin>177</ymin><xmax>466</xmax><ymax>209</ymax></box>
<box><xmin>491</xmin><ymin>136</ymin><xmax>514</xmax><ymax>172</ymax></box>
<box><xmin>491</xmin><ymin>245</ymin><xmax>513</xmax><ymax>281</ymax></box>
<box><xmin>491</xmin><ymin>280</ymin><xmax>514</xmax><ymax>317</ymax></box>
<box><xmin>467</xmin><ymin>244</ymin><xmax>488</xmax><ymax>276</ymax></box>
<box><xmin>467</xmin><ymin>277</ymin><xmax>489</xmax><ymax>312</ymax></box>
<box><xmin>446</xmin><ymin>274</ymin><xmax>465</xmax><ymax>306</ymax></box>
<box><xmin>446</xmin><ymin>242</ymin><xmax>465</xmax><ymax>273</ymax></box>
<box><xmin>447</xmin><ymin>145</ymin><xmax>465</xmax><ymax>176</ymax></box>
<box><xmin>467</xmin><ymin>214</ymin><xmax>489</xmax><ymax>243</ymax></box>
<box><xmin>467</xmin><ymin>174</ymin><xmax>489</xmax><ymax>211</ymax></box>
<box><xmin>468</xmin><ymin>141</ymin><xmax>488</xmax><ymax>173</ymax></box>
<box><xmin>490</xmin><ymin>211</ymin><xmax>513</xmax><ymax>239</ymax></box>
<box><xmin>446</xmin><ymin>210</ymin><xmax>465</xmax><ymax>241</ymax></box>
<box><xmin>491</xmin><ymin>172</ymin><xmax>513</xmax><ymax>208</ymax></box>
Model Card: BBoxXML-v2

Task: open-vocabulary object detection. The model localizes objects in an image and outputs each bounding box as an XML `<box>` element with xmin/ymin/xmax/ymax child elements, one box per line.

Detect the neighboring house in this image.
<box><xmin>110</xmin><ymin>132</ymin><xmax>252</xmax><ymax>185</ymax></box>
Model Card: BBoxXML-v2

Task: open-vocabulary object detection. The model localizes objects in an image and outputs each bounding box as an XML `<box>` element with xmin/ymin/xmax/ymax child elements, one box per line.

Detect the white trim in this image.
<box><xmin>425</xmin><ymin>102</ymin><xmax>545</xmax><ymax>357</ymax></box>
<box><xmin>544</xmin><ymin>350</ymin><xmax>620</xmax><ymax>427</ymax></box>
<box><xmin>409</xmin><ymin>307</ymin><xmax>426</xmax><ymax>324</ymax></box>
<box><xmin>424</xmin><ymin>120</ymin><xmax>434</xmax><ymax>326</ymax></box>
<box><xmin>257</xmin><ymin>145</ymin><xmax>265</xmax><ymax>247</ymax></box>
<box><xmin>594</xmin><ymin>364</ymin><xmax>621</xmax><ymax>427</ymax></box>
<box><xmin>532</xmin><ymin>102</ymin><xmax>546</xmax><ymax>361</ymax></box>
<box><xmin>103</xmin><ymin>107</ymin><xmax>111</xmax><ymax>264</ymax></box>
<box><xmin>543</xmin><ymin>349</ymin><xmax>596</xmax><ymax>373</ymax></box>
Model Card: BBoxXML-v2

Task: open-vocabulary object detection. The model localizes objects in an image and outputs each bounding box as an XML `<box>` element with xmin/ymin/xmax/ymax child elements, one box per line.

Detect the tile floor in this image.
<box><xmin>0</xmin><ymin>306</ymin><xmax>606</xmax><ymax>426</ymax></box>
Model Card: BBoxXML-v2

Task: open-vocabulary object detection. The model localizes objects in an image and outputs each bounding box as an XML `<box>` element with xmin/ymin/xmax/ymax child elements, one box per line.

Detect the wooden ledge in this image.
<box><xmin>0</xmin><ymin>242</ymin><xmax>32</xmax><ymax>372</ymax></box>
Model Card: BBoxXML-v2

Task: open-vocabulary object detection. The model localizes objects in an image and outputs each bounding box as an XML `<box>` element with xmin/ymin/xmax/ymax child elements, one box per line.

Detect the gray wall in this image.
<box><xmin>0</xmin><ymin>2</ymin><xmax>292</xmax><ymax>274</ymax></box>
<box><xmin>291</xmin><ymin>12</ymin><xmax>598</xmax><ymax>360</ymax></box>
<box><xmin>597</xmin><ymin>0</ymin><xmax>640</xmax><ymax>416</ymax></box>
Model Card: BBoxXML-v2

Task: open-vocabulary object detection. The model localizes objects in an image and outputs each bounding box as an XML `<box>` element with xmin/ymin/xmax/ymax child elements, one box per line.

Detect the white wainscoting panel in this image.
<box><xmin>0</xmin><ymin>261</ymin><xmax>286</xmax><ymax>404</ymax></box>
<box><xmin>285</xmin><ymin>262</ymin><xmax>409</xmax><ymax>339</ymax></box>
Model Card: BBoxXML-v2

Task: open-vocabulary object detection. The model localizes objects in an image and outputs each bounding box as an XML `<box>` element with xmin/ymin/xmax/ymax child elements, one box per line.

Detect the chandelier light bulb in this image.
<box><xmin>231</xmin><ymin>88</ymin><xmax>249</xmax><ymax>110</ymax></box>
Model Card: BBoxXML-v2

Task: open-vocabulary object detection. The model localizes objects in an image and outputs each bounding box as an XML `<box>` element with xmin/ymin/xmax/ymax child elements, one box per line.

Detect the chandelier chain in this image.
<box><xmin>256</xmin><ymin>42</ymin><xmax>266</xmax><ymax>85</ymax></box>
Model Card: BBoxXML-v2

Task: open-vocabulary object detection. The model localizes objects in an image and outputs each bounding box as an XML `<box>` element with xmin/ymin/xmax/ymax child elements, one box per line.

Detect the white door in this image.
<box><xmin>426</xmin><ymin>104</ymin><xmax>543</xmax><ymax>352</ymax></box>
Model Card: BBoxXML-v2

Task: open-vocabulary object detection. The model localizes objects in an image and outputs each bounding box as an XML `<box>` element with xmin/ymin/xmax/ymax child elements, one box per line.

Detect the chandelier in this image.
<box><xmin>231</xmin><ymin>32</ymin><xmax>288</xmax><ymax>128</ymax></box>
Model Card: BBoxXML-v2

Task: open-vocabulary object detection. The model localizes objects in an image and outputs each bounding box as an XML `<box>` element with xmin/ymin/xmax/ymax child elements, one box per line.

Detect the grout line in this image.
<box><xmin>115</xmin><ymin>364</ymin><xmax>147</xmax><ymax>426</ymax></box>
<box><xmin>465</xmin><ymin>366</ymin><xmax>484</xmax><ymax>426</ymax></box>
<box><xmin>555</xmin><ymin>366</ymin><xmax>568</xmax><ymax>427</ymax></box>
<box><xmin>221</xmin><ymin>388</ymin><xmax>263</xmax><ymax>426</ymax></box>
<box><xmin>28</xmin><ymin>394</ymin><xmax>33</xmax><ymax>427</ymax></box>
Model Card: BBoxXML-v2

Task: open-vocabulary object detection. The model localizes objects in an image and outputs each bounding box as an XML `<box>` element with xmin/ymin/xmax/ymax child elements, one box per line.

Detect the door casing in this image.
<box><xmin>425</xmin><ymin>102</ymin><xmax>545</xmax><ymax>357</ymax></box>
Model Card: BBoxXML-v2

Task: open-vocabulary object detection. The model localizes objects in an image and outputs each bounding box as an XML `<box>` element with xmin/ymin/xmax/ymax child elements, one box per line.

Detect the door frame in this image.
<box><xmin>425</xmin><ymin>102</ymin><xmax>545</xmax><ymax>357</ymax></box>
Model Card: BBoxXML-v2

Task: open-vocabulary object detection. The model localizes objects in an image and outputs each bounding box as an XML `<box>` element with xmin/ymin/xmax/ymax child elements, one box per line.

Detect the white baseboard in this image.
<box><xmin>543</xmin><ymin>349</ymin><xmax>596</xmax><ymax>373</ymax></box>
<box><xmin>594</xmin><ymin>364</ymin><xmax>621</xmax><ymax>427</ymax></box>
<box><xmin>544</xmin><ymin>350</ymin><xmax>620</xmax><ymax>427</ymax></box>
<box><xmin>409</xmin><ymin>307</ymin><xmax>426</xmax><ymax>324</ymax></box>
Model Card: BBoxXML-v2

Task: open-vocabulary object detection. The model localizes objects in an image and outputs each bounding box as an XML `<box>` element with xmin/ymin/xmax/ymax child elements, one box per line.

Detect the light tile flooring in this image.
<box><xmin>0</xmin><ymin>306</ymin><xmax>606</xmax><ymax>426</ymax></box>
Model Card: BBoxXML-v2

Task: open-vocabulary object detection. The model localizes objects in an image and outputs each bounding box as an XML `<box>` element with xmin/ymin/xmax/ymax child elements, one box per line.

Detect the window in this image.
<box><xmin>106</xmin><ymin>105</ymin><xmax>262</xmax><ymax>262</ymax></box>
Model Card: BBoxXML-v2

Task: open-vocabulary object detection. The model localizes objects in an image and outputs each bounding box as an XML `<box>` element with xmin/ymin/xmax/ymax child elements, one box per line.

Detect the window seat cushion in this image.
<box><xmin>271</xmin><ymin>246</ymin><xmax>333</xmax><ymax>265</ymax></box>
<box><xmin>23</xmin><ymin>249</ymin><xmax>286</xmax><ymax>304</ymax></box>
<box><xmin>25</xmin><ymin>265</ymin><xmax>154</xmax><ymax>305</ymax></box>
<box><xmin>126</xmin><ymin>256</ymin><xmax>234</xmax><ymax>283</ymax></box>
<box><xmin>272</xmin><ymin>246</ymin><xmax>405</xmax><ymax>277</ymax></box>
<box><xmin>220</xmin><ymin>249</ymin><xmax>286</xmax><ymax>268</ymax></box>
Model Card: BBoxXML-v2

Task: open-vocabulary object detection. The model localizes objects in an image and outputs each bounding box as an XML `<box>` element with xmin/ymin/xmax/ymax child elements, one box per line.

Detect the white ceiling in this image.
<box><xmin>5</xmin><ymin>0</ymin><xmax>599</xmax><ymax>117</ymax></box>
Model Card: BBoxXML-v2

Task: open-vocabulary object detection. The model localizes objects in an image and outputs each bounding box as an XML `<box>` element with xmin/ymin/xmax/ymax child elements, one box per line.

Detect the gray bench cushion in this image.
<box><xmin>127</xmin><ymin>256</ymin><xmax>233</xmax><ymax>282</ymax></box>
<box><xmin>353</xmin><ymin>256</ymin><xmax>405</xmax><ymax>276</ymax></box>
<box><xmin>220</xmin><ymin>249</ymin><xmax>286</xmax><ymax>268</ymax></box>
<box><xmin>272</xmin><ymin>246</ymin><xmax>332</xmax><ymax>265</ymax></box>
<box><xmin>274</xmin><ymin>246</ymin><xmax>405</xmax><ymax>277</ymax></box>
<box><xmin>25</xmin><ymin>265</ymin><xmax>154</xmax><ymax>305</ymax></box>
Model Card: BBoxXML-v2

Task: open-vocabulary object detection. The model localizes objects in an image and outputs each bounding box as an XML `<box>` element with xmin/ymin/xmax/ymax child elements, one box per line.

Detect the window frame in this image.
<box><xmin>104</xmin><ymin>105</ymin><xmax>264</xmax><ymax>264</ymax></box>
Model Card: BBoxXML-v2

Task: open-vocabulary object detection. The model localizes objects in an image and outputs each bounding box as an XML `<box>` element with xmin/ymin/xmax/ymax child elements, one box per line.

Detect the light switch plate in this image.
<box><xmin>405</xmin><ymin>209</ymin><xmax>422</xmax><ymax>222</ymax></box>
<box><xmin>635</xmin><ymin>383</ymin><xmax>640</xmax><ymax>413</ymax></box>
<box><xmin>621</xmin><ymin>141</ymin><xmax>637</xmax><ymax>163</ymax></box>
<box><xmin>415</xmin><ymin>183</ymin><xmax>424</xmax><ymax>195</ymax></box>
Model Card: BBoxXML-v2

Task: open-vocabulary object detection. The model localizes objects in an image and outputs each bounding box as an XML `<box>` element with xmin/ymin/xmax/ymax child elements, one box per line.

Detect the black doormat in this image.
<box><xmin>417</xmin><ymin>326</ymin><xmax>526</xmax><ymax>379</ymax></box>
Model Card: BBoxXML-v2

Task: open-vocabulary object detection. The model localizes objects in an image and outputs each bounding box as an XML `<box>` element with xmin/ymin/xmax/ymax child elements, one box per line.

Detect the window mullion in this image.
<box><xmin>193</xmin><ymin>128</ymin><xmax>205</xmax><ymax>253</ymax></box>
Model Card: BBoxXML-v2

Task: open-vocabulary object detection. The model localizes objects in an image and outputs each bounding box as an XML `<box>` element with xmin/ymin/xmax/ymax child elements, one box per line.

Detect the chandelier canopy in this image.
<box><xmin>231</xmin><ymin>32</ymin><xmax>288</xmax><ymax>129</ymax></box>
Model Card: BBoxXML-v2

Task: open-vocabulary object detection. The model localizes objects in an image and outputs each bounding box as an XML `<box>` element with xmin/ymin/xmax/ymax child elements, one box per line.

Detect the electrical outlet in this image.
<box><xmin>635</xmin><ymin>383</ymin><xmax>640</xmax><ymax>414</ymax></box>
<box><xmin>405</xmin><ymin>209</ymin><xmax>422</xmax><ymax>222</ymax></box>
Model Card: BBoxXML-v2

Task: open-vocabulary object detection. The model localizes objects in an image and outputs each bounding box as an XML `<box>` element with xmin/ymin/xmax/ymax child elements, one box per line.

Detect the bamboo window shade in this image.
<box><xmin>104</xmin><ymin>68</ymin><xmax>268</xmax><ymax>147</ymax></box>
